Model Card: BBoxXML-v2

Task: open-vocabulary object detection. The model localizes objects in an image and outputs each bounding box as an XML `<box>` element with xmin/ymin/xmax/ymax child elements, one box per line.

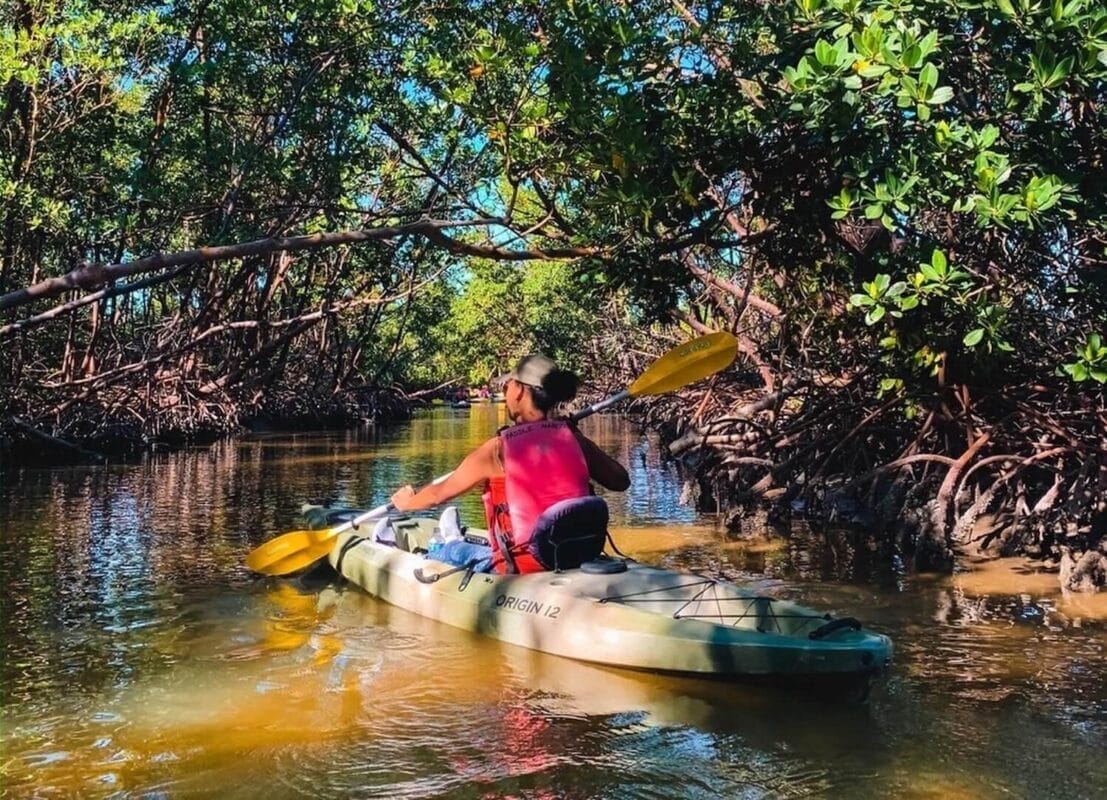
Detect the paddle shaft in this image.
<box><xmin>570</xmin><ymin>389</ymin><xmax>629</xmax><ymax>421</ymax></box>
<box><xmin>335</xmin><ymin>471</ymin><xmax>454</xmax><ymax>533</ymax></box>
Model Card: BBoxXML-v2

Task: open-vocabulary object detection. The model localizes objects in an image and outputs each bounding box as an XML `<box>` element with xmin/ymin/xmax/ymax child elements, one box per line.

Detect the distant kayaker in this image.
<box><xmin>390</xmin><ymin>354</ymin><xmax>630</xmax><ymax>573</ymax></box>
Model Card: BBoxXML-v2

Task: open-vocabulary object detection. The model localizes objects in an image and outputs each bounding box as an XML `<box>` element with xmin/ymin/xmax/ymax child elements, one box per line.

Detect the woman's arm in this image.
<box><xmin>391</xmin><ymin>438</ymin><xmax>497</xmax><ymax>511</ymax></box>
<box><xmin>573</xmin><ymin>429</ymin><xmax>631</xmax><ymax>491</ymax></box>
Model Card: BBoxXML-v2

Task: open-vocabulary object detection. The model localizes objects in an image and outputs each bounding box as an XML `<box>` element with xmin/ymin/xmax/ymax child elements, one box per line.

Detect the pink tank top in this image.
<box><xmin>499</xmin><ymin>420</ymin><xmax>590</xmax><ymax>549</ymax></box>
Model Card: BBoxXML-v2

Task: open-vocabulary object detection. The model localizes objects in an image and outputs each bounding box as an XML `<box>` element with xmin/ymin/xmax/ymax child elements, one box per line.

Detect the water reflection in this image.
<box><xmin>1</xmin><ymin>409</ymin><xmax>1105</xmax><ymax>798</ymax></box>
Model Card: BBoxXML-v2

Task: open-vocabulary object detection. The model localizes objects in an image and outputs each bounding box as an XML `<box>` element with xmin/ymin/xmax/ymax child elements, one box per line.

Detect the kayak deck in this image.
<box><xmin>310</xmin><ymin>507</ymin><xmax>893</xmax><ymax>685</ymax></box>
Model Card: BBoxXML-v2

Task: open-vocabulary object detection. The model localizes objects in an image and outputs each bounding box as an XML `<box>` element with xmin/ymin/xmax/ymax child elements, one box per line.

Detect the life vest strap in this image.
<box><xmin>492</xmin><ymin>529</ymin><xmax>519</xmax><ymax>574</ymax></box>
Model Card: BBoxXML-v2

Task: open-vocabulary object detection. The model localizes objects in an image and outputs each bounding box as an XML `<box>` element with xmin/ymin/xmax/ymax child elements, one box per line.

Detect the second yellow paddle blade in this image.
<box><xmin>244</xmin><ymin>528</ymin><xmax>336</xmax><ymax>575</ymax></box>
<box><xmin>628</xmin><ymin>331</ymin><xmax>739</xmax><ymax>396</ymax></box>
<box><xmin>255</xmin><ymin>540</ymin><xmax>338</xmax><ymax>576</ymax></box>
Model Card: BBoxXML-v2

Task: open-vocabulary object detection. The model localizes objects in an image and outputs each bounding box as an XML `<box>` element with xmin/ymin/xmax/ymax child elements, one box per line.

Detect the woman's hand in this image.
<box><xmin>391</xmin><ymin>485</ymin><xmax>417</xmax><ymax>512</ymax></box>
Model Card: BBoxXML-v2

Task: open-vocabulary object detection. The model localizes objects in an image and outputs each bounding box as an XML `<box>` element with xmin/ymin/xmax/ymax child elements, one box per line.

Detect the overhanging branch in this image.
<box><xmin>0</xmin><ymin>219</ymin><xmax>608</xmax><ymax>322</ymax></box>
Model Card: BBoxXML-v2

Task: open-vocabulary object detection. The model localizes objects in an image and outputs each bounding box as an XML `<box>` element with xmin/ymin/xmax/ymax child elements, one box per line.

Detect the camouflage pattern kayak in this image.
<box><xmin>306</xmin><ymin>506</ymin><xmax>893</xmax><ymax>690</ymax></box>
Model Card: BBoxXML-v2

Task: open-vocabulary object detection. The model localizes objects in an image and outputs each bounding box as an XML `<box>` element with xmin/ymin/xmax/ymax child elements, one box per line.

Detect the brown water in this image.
<box><xmin>1</xmin><ymin>407</ymin><xmax>1104</xmax><ymax>799</ymax></box>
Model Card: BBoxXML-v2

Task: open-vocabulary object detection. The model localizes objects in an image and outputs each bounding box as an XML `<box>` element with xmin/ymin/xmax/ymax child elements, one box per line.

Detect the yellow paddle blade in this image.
<box><xmin>244</xmin><ymin>528</ymin><xmax>338</xmax><ymax>575</ymax></box>
<box><xmin>628</xmin><ymin>331</ymin><xmax>739</xmax><ymax>396</ymax></box>
<box><xmin>256</xmin><ymin>540</ymin><xmax>338</xmax><ymax>576</ymax></box>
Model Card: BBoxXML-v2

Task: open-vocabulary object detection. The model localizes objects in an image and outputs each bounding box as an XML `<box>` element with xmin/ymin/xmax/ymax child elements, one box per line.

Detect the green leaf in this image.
<box><xmin>919</xmin><ymin>63</ymin><xmax>938</xmax><ymax>90</ymax></box>
<box><xmin>929</xmin><ymin>86</ymin><xmax>954</xmax><ymax>104</ymax></box>
<box><xmin>1091</xmin><ymin>369</ymin><xmax>1107</xmax><ymax>384</ymax></box>
<box><xmin>979</xmin><ymin>125</ymin><xmax>1000</xmax><ymax>148</ymax></box>
<box><xmin>865</xmin><ymin>305</ymin><xmax>886</xmax><ymax>325</ymax></box>
<box><xmin>832</xmin><ymin>38</ymin><xmax>850</xmax><ymax>66</ymax></box>
<box><xmin>963</xmin><ymin>328</ymin><xmax>985</xmax><ymax>347</ymax></box>
<box><xmin>1065</xmin><ymin>362</ymin><xmax>1089</xmax><ymax>381</ymax></box>
<box><xmin>859</xmin><ymin>64</ymin><xmax>889</xmax><ymax>78</ymax></box>
<box><xmin>918</xmin><ymin>31</ymin><xmax>939</xmax><ymax>60</ymax></box>
<box><xmin>1047</xmin><ymin>57</ymin><xmax>1073</xmax><ymax>87</ymax></box>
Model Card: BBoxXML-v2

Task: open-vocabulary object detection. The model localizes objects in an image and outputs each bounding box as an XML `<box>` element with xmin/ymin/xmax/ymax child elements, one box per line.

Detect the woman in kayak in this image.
<box><xmin>390</xmin><ymin>354</ymin><xmax>630</xmax><ymax>573</ymax></box>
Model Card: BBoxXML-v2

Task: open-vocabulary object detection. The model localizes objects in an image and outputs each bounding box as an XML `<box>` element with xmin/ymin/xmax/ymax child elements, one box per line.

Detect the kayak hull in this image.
<box><xmin>318</xmin><ymin>510</ymin><xmax>893</xmax><ymax>684</ymax></box>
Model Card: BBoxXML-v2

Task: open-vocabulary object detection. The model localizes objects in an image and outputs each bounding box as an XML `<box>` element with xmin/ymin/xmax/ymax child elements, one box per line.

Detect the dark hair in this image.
<box><xmin>532</xmin><ymin>369</ymin><xmax>579</xmax><ymax>412</ymax></box>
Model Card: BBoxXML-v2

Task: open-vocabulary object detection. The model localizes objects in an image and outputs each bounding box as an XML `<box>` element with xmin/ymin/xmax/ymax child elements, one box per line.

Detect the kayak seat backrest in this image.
<box><xmin>390</xmin><ymin>517</ymin><xmax>426</xmax><ymax>552</ymax></box>
<box><xmin>527</xmin><ymin>496</ymin><xmax>609</xmax><ymax>571</ymax></box>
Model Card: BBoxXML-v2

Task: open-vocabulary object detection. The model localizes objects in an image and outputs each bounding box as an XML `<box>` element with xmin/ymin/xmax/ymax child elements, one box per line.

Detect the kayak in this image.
<box><xmin>307</xmin><ymin>507</ymin><xmax>893</xmax><ymax>692</ymax></box>
<box><xmin>450</xmin><ymin>400</ymin><xmax>471</xmax><ymax>409</ymax></box>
